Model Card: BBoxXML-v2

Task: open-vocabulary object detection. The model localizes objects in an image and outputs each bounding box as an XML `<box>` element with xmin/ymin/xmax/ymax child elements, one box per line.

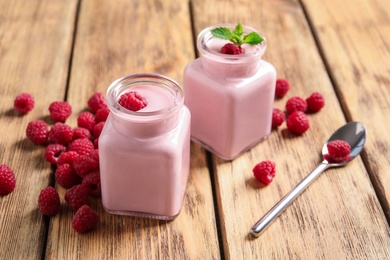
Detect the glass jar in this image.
<box><xmin>183</xmin><ymin>23</ymin><xmax>276</xmax><ymax>160</ymax></box>
<box><xmin>99</xmin><ymin>73</ymin><xmax>191</xmax><ymax>220</ymax></box>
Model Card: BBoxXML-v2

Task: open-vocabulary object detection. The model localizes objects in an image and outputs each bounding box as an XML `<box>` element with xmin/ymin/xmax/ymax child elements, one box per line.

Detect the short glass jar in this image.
<box><xmin>99</xmin><ymin>73</ymin><xmax>191</xmax><ymax>220</ymax></box>
<box><xmin>183</xmin><ymin>23</ymin><xmax>276</xmax><ymax>160</ymax></box>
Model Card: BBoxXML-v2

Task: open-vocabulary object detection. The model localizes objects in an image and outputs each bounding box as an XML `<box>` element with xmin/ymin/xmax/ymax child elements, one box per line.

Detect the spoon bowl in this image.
<box><xmin>250</xmin><ymin>122</ymin><xmax>367</xmax><ymax>237</ymax></box>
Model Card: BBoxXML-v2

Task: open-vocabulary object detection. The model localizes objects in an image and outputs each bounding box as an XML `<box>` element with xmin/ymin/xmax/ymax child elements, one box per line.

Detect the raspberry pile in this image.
<box><xmin>271</xmin><ymin>78</ymin><xmax>325</xmax><ymax>135</ymax></box>
<box><xmin>23</xmin><ymin>92</ymin><xmax>106</xmax><ymax>233</ymax></box>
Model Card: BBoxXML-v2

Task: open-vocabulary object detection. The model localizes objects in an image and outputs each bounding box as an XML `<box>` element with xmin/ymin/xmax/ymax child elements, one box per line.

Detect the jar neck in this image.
<box><xmin>197</xmin><ymin>24</ymin><xmax>267</xmax><ymax>78</ymax></box>
<box><xmin>106</xmin><ymin>73</ymin><xmax>184</xmax><ymax>138</ymax></box>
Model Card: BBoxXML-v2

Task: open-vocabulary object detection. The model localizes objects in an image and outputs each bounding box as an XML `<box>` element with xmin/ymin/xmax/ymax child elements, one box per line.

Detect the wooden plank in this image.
<box><xmin>45</xmin><ymin>0</ymin><xmax>221</xmax><ymax>259</ymax></box>
<box><xmin>301</xmin><ymin>0</ymin><xmax>390</xmax><ymax>221</ymax></box>
<box><xmin>191</xmin><ymin>0</ymin><xmax>390</xmax><ymax>259</ymax></box>
<box><xmin>0</xmin><ymin>0</ymin><xmax>79</xmax><ymax>258</ymax></box>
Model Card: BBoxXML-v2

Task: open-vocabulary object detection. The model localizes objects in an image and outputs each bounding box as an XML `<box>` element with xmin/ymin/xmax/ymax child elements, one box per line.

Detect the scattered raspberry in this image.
<box><xmin>72</xmin><ymin>127</ymin><xmax>92</xmax><ymax>141</ymax></box>
<box><xmin>48</xmin><ymin>122</ymin><xmax>74</xmax><ymax>145</ymax></box>
<box><xmin>68</xmin><ymin>138</ymin><xmax>94</xmax><ymax>156</ymax></box>
<box><xmin>220</xmin><ymin>43</ymin><xmax>245</xmax><ymax>55</ymax></box>
<box><xmin>275</xmin><ymin>79</ymin><xmax>290</xmax><ymax>98</ymax></box>
<box><xmin>73</xmin><ymin>154</ymin><xmax>99</xmax><ymax>177</ymax></box>
<box><xmin>253</xmin><ymin>161</ymin><xmax>276</xmax><ymax>185</ymax></box>
<box><xmin>286</xmin><ymin>111</ymin><xmax>310</xmax><ymax>134</ymax></box>
<box><xmin>0</xmin><ymin>165</ymin><xmax>16</xmax><ymax>195</ymax></box>
<box><xmin>87</xmin><ymin>92</ymin><xmax>107</xmax><ymax>113</ymax></box>
<box><xmin>306</xmin><ymin>92</ymin><xmax>325</xmax><ymax>112</ymax></box>
<box><xmin>82</xmin><ymin>171</ymin><xmax>101</xmax><ymax>197</ymax></box>
<box><xmin>14</xmin><ymin>93</ymin><xmax>35</xmax><ymax>115</ymax></box>
<box><xmin>55</xmin><ymin>164</ymin><xmax>82</xmax><ymax>189</ymax></box>
<box><xmin>95</xmin><ymin>107</ymin><xmax>110</xmax><ymax>123</ymax></box>
<box><xmin>93</xmin><ymin>122</ymin><xmax>105</xmax><ymax>139</ymax></box>
<box><xmin>326</xmin><ymin>140</ymin><xmax>351</xmax><ymax>162</ymax></box>
<box><xmin>57</xmin><ymin>151</ymin><xmax>79</xmax><ymax>166</ymax></box>
<box><xmin>48</xmin><ymin>101</ymin><xmax>72</xmax><ymax>122</ymax></box>
<box><xmin>65</xmin><ymin>184</ymin><xmax>89</xmax><ymax>211</ymax></box>
<box><xmin>77</xmin><ymin>112</ymin><xmax>96</xmax><ymax>132</ymax></box>
<box><xmin>285</xmin><ymin>96</ymin><xmax>307</xmax><ymax>114</ymax></box>
<box><xmin>272</xmin><ymin>108</ymin><xmax>285</xmax><ymax>128</ymax></box>
<box><xmin>118</xmin><ymin>91</ymin><xmax>147</xmax><ymax>111</ymax></box>
<box><xmin>44</xmin><ymin>144</ymin><xmax>67</xmax><ymax>164</ymax></box>
<box><xmin>38</xmin><ymin>187</ymin><xmax>60</xmax><ymax>216</ymax></box>
<box><xmin>72</xmin><ymin>205</ymin><xmax>98</xmax><ymax>233</ymax></box>
<box><xmin>26</xmin><ymin>120</ymin><xmax>49</xmax><ymax>145</ymax></box>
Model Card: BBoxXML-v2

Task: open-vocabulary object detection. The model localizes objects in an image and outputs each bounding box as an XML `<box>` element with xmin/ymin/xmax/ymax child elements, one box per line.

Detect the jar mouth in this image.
<box><xmin>197</xmin><ymin>23</ymin><xmax>267</xmax><ymax>64</ymax></box>
<box><xmin>107</xmin><ymin>73</ymin><xmax>184</xmax><ymax>120</ymax></box>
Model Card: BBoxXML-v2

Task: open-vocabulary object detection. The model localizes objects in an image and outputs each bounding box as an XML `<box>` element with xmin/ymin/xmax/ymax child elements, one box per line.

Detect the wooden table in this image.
<box><xmin>1</xmin><ymin>0</ymin><xmax>390</xmax><ymax>259</ymax></box>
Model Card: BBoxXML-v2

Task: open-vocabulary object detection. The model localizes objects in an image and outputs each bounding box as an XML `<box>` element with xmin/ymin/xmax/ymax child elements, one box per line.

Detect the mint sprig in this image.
<box><xmin>210</xmin><ymin>23</ymin><xmax>263</xmax><ymax>46</ymax></box>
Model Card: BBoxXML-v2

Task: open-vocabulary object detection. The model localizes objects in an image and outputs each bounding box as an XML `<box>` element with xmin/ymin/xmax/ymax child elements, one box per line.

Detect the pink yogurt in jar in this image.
<box><xmin>184</xmin><ymin>24</ymin><xmax>276</xmax><ymax>160</ymax></box>
<box><xmin>99</xmin><ymin>73</ymin><xmax>191</xmax><ymax>220</ymax></box>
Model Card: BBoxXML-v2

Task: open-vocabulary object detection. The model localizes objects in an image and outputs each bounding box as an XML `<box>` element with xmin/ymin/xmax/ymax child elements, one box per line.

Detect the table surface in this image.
<box><xmin>1</xmin><ymin>0</ymin><xmax>390</xmax><ymax>259</ymax></box>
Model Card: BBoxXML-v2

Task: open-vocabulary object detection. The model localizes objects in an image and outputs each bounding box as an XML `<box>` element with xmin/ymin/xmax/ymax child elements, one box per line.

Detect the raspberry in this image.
<box><xmin>65</xmin><ymin>184</ymin><xmax>89</xmax><ymax>211</ymax></box>
<box><xmin>253</xmin><ymin>161</ymin><xmax>276</xmax><ymax>185</ymax></box>
<box><xmin>82</xmin><ymin>171</ymin><xmax>101</xmax><ymax>197</ymax></box>
<box><xmin>26</xmin><ymin>120</ymin><xmax>49</xmax><ymax>145</ymax></box>
<box><xmin>0</xmin><ymin>165</ymin><xmax>16</xmax><ymax>195</ymax></box>
<box><xmin>38</xmin><ymin>187</ymin><xmax>60</xmax><ymax>216</ymax></box>
<box><xmin>286</xmin><ymin>111</ymin><xmax>310</xmax><ymax>134</ymax></box>
<box><xmin>55</xmin><ymin>164</ymin><xmax>82</xmax><ymax>189</ymax></box>
<box><xmin>285</xmin><ymin>96</ymin><xmax>307</xmax><ymax>114</ymax></box>
<box><xmin>44</xmin><ymin>144</ymin><xmax>67</xmax><ymax>164</ymax></box>
<box><xmin>72</xmin><ymin>127</ymin><xmax>92</xmax><ymax>141</ymax></box>
<box><xmin>14</xmin><ymin>93</ymin><xmax>35</xmax><ymax>114</ymax></box>
<box><xmin>220</xmin><ymin>43</ymin><xmax>245</xmax><ymax>55</ymax></box>
<box><xmin>89</xmin><ymin>149</ymin><xmax>99</xmax><ymax>164</ymax></box>
<box><xmin>95</xmin><ymin>107</ymin><xmax>110</xmax><ymax>123</ymax></box>
<box><xmin>306</xmin><ymin>92</ymin><xmax>325</xmax><ymax>112</ymax></box>
<box><xmin>48</xmin><ymin>122</ymin><xmax>74</xmax><ymax>145</ymax></box>
<box><xmin>87</xmin><ymin>92</ymin><xmax>107</xmax><ymax>113</ymax></box>
<box><xmin>118</xmin><ymin>91</ymin><xmax>147</xmax><ymax>111</ymax></box>
<box><xmin>48</xmin><ymin>101</ymin><xmax>72</xmax><ymax>122</ymax></box>
<box><xmin>93</xmin><ymin>138</ymin><xmax>99</xmax><ymax>149</ymax></box>
<box><xmin>72</xmin><ymin>205</ymin><xmax>98</xmax><ymax>233</ymax></box>
<box><xmin>275</xmin><ymin>79</ymin><xmax>290</xmax><ymax>98</ymax></box>
<box><xmin>73</xmin><ymin>154</ymin><xmax>99</xmax><ymax>177</ymax></box>
<box><xmin>77</xmin><ymin>112</ymin><xmax>96</xmax><ymax>132</ymax></box>
<box><xmin>57</xmin><ymin>151</ymin><xmax>79</xmax><ymax>166</ymax></box>
<box><xmin>272</xmin><ymin>108</ymin><xmax>285</xmax><ymax>128</ymax></box>
<box><xmin>93</xmin><ymin>122</ymin><xmax>105</xmax><ymax>139</ymax></box>
<box><xmin>326</xmin><ymin>140</ymin><xmax>351</xmax><ymax>162</ymax></box>
<box><xmin>68</xmin><ymin>138</ymin><xmax>94</xmax><ymax>156</ymax></box>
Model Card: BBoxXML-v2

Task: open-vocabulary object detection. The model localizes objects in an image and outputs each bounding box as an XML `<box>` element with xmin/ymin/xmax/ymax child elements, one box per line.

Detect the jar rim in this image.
<box><xmin>197</xmin><ymin>23</ymin><xmax>267</xmax><ymax>64</ymax></box>
<box><xmin>106</xmin><ymin>73</ymin><xmax>184</xmax><ymax>120</ymax></box>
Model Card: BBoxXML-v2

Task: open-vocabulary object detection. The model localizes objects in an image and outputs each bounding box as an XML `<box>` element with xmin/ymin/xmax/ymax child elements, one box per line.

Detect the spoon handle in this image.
<box><xmin>250</xmin><ymin>162</ymin><xmax>330</xmax><ymax>237</ymax></box>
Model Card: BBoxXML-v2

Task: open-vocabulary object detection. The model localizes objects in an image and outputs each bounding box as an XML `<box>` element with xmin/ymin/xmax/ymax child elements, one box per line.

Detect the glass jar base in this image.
<box><xmin>104</xmin><ymin>207</ymin><xmax>180</xmax><ymax>221</ymax></box>
<box><xmin>191</xmin><ymin>135</ymin><xmax>269</xmax><ymax>161</ymax></box>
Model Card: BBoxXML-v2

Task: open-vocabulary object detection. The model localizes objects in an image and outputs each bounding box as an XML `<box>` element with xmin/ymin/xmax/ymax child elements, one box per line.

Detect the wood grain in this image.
<box><xmin>0</xmin><ymin>0</ymin><xmax>78</xmax><ymax>258</ymax></box>
<box><xmin>301</xmin><ymin>0</ymin><xmax>390</xmax><ymax>221</ymax></box>
<box><xmin>44</xmin><ymin>0</ymin><xmax>220</xmax><ymax>259</ymax></box>
<box><xmin>191</xmin><ymin>0</ymin><xmax>390</xmax><ymax>259</ymax></box>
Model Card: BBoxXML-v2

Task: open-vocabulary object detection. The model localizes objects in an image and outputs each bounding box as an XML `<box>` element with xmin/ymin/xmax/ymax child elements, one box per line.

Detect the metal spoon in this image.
<box><xmin>250</xmin><ymin>121</ymin><xmax>367</xmax><ymax>237</ymax></box>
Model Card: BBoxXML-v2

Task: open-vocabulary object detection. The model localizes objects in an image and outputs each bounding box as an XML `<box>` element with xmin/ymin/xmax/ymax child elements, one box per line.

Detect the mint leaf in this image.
<box><xmin>234</xmin><ymin>23</ymin><xmax>243</xmax><ymax>37</ymax></box>
<box><xmin>242</xmin><ymin>32</ymin><xmax>263</xmax><ymax>45</ymax></box>
<box><xmin>210</xmin><ymin>27</ymin><xmax>234</xmax><ymax>40</ymax></box>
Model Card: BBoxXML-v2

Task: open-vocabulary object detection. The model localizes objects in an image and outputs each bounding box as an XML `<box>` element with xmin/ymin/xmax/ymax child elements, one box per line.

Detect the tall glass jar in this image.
<box><xmin>183</xmin><ymin>24</ymin><xmax>276</xmax><ymax>160</ymax></box>
<box><xmin>99</xmin><ymin>73</ymin><xmax>191</xmax><ymax>220</ymax></box>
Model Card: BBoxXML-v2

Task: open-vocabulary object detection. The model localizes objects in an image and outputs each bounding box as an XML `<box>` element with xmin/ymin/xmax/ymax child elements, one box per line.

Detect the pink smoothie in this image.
<box><xmin>184</xmin><ymin>30</ymin><xmax>276</xmax><ymax>160</ymax></box>
<box><xmin>99</xmin><ymin>83</ymin><xmax>191</xmax><ymax>219</ymax></box>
